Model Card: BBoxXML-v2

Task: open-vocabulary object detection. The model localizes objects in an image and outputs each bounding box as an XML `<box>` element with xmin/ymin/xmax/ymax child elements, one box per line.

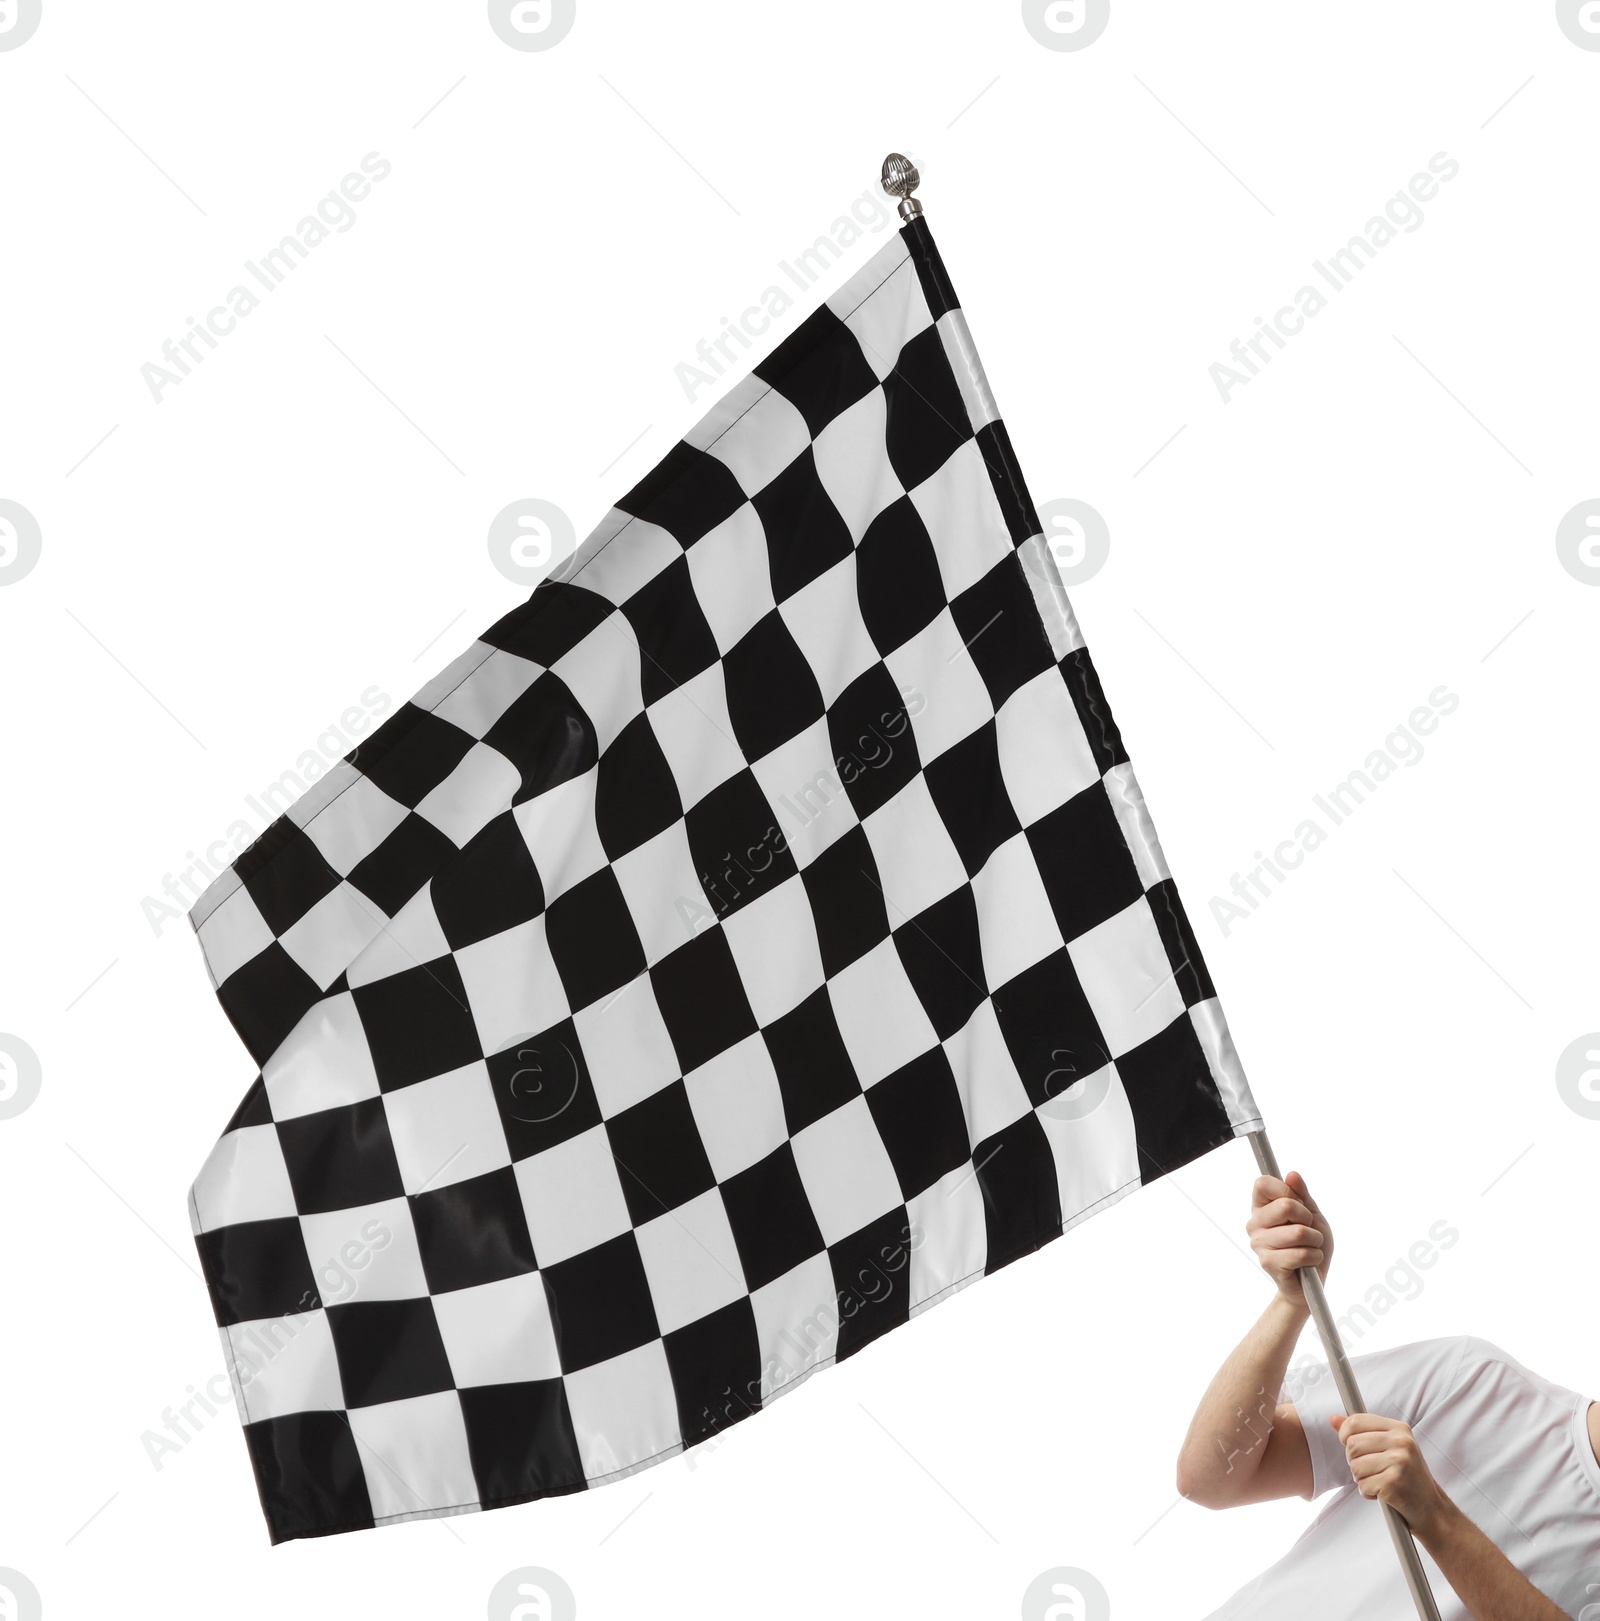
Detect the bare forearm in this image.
<box><xmin>1412</xmin><ymin>1500</ymin><xmax>1568</xmax><ymax>1621</ymax></box>
<box><xmin>1177</xmin><ymin>1294</ymin><xmax>1308</xmax><ymax>1506</ymax></box>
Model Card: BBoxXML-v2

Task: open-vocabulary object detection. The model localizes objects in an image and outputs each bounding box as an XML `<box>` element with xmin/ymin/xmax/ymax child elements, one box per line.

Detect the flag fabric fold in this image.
<box><xmin>187</xmin><ymin>217</ymin><xmax>1260</xmax><ymax>1542</ymax></box>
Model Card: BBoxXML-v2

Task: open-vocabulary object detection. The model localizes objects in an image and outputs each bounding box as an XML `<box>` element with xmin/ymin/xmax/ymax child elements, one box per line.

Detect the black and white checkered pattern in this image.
<box><xmin>188</xmin><ymin>219</ymin><xmax>1261</xmax><ymax>1542</ymax></box>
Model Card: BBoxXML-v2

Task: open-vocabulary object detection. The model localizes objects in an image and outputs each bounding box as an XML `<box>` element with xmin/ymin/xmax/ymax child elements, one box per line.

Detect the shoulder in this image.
<box><xmin>1430</xmin><ymin>1335</ymin><xmax>1513</xmax><ymax>1372</ymax></box>
<box><xmin>1287</xmin><ymin>1337</ymin><xmax>1524</xmax><ymax>1426</ymax></box>
<box><xmin>1342</xmin><ymin>1336</ymin><xmax>1514</xmax><ymax>1412</ymax></box>
<box><xmin>1379</xmin><ymin>1336</ymin><xmax>1571</xmax><ymax>1410</ymax></box>
<box><xmin>1364</xmin><ymin>1335</ymin><xmax>1509</xmax><ymax>1377</ymax></box>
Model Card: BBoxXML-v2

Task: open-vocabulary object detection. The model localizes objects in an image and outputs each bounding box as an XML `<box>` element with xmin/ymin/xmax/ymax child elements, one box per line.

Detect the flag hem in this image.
<box><xmin>248</xmin><ymin>1136</ymin><xmax>1255</xmax><ymax>1543</ymax></box>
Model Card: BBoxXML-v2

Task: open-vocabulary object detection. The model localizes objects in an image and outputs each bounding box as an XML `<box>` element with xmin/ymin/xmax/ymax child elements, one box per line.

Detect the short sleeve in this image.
<box><xmin>1283</xmin><ymin>1337</ymin><xmax>1486</xmax><ymax>1500</ymax></box>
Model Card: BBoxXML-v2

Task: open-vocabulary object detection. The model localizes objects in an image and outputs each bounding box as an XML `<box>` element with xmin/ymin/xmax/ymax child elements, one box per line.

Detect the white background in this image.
<box><xmin>1</xmin><ymin>3</ymin><xmax>1597</xmax><ymax>1617</ymax></box>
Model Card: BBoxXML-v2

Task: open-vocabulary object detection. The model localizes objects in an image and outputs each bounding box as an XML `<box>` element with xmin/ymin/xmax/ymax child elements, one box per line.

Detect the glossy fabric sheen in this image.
<box><xmin>187</xmin><ymin>219</ymin><xmax>1260</xmax><ymax>1541</ymax></box>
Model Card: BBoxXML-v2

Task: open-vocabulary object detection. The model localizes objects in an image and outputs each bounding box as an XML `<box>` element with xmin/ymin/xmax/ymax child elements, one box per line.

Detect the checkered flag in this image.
<box><xmin>187</xmin><ymin>218</ymin><xmax>1260</xmax><ymax>1542</ymax></box>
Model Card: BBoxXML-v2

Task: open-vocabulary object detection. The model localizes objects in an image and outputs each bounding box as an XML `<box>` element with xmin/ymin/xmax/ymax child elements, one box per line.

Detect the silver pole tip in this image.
<box><xmin>880</xmin><ymin>152</ymin><xmax>924</xmax><ymax>221</ymax></box>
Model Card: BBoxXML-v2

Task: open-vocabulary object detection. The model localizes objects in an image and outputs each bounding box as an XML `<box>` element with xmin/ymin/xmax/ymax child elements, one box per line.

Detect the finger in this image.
<box><xmin>1286</xmin><ymin>1170</ymin><xmax>1319</xmax><ymax>1209</ymax></box>
<box><xmin>1247</xmin><ymin>1218</ymin><xmax>1320</xmax><ymax>1256</ymax></box>
<box><xmin>1251</xmin><ymin>1232</ymin><xmax>1325</xmax><ymax>1271</ymax></box>
<box><xmin>1253</xmin><ymin>1223</ymin><xmax>1324</xmax><ymax>1251</ymax></box>
<box><xmin>1344</xmin><ymin>1432</ymin><xmax>1402</xmax><ymax>1458</ymax></box>
<box><xmin>1348</xmin><ymin>1453</ymin><xmax>1397</xmax><ymax>1480</ymax></box>
<box><xmin>1336</xmin><ymin>1413</ymin><xmax>1394</xmax><ymax>1439</ymax></box>
<box><xmin>1259</xmin><ymin>1247</ymin><xmax>1324</xmax><ymax>1273</ymax></box>
<box><xmin>1290</xmin><ymin>1173</ymin><xmax>1329</xmax><ymax>1218</ymax></box>
<box><xmin>1252</xmin><ymin>1175</ymin><xmax>1293</xmax><ymax>1207</ymax></box>
<box><xmin>1249</xmin><ymin>1197</ymin><xmax>1319</xmax><ymax>1232</ymax></box>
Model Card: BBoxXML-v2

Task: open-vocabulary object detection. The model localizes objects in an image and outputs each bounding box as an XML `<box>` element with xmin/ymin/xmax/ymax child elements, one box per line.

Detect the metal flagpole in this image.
<box><xmin>876</xmin><ymin>150</ymin><xmax>1444</xmax><ymax>1619</ymax></box>
<box><xmin>1248</xmin><ymin>1130</ymin><xmax>1444</xmax><ymax>1621</ymax></box>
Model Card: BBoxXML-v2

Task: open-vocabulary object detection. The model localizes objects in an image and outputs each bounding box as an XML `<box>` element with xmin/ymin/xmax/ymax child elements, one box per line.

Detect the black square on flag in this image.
<box><xmin>325</xmin><ymin>1297</ymin><xmax>455</xmax><ymax>1408</ymax></box>
<box><xmin>352</xmin><ymin>957</ymin><xmax>483</xmax><ymax>1092</ymax></box>
<box><xmin>540</xmin><ymin>1233</ymin><xmax>661</xmax><ymax>1373</ymax></box>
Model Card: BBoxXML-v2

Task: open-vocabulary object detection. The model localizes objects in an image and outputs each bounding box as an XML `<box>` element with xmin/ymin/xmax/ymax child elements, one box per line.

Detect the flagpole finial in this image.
<box><xmin>881</xmin><ymin>153</ymin><xmax>923</xmax><ymax>221</ymax></box>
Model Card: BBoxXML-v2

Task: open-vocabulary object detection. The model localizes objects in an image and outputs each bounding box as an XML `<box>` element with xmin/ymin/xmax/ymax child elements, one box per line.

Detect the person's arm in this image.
<box><xmin>1175</xmin><ymin>1171</ymin><xmax>1330</xmax><ymax>1507</ymax></box>
<box><xmin>1328</xmin><ymin>1413</ymin><xmax>1569</xmax><ymax>1621</ymax></box>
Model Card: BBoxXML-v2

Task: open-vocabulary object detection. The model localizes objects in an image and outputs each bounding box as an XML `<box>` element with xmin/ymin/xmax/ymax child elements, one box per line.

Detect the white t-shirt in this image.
<box><xmin>1204</xmin><ymin>1337</ymin><xmax>1600</xmax><ymax>1620</ymax></box>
